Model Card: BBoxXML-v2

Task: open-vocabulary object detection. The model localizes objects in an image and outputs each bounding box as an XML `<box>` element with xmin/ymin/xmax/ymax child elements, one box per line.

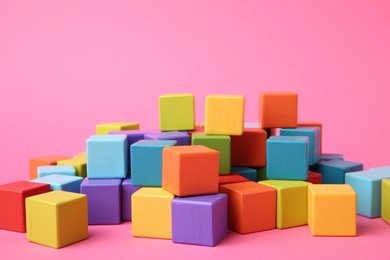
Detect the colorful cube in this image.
<box><xmin>204</xmin><ymin>95</ymin><xmax>245</xmax><ymax>135</ymax></box>
<box><xmin>159</xmin><ymin>94</ymin><xmax>195</xmax><ymax>131</ymax></box>
<box><xmin>191</xmin><ymin>133</ymin><xmax>231</xmax><ymax>174</ymax></box>
<box><xmin>266</xmin><ymin>136</ymin><xmax>309</xmax><ymax>180</ymax></box>
<box><xmin>121</xmin><ymin>178</ymin><xmax>141</xmax><ymax>221</ymax></box>
<box><xmin>162</xmin><ymin>145</ymin><xmax>219</xmax><ymax>197</ymax></box>
<box><xmin>80</xmin><ymin>178</ymin><xmax>122</xmax><ymax>224</ymax></box>
<box><xmin>381</xmin><ymin>179</ymin><xmax>390</xmax><ymax>224</ymax></box>
<box><xmin>0</xmin><ymin>181</ymin><xmax>50</xmax><ymax>232</ymax></box>
<box><xmin>110</xmin><ymin>130</ymin><xmax>145</xmax><ymax>168</ymax></box>
<box><xmin>172</xmin><ymin>194</ymin><xmax>228</xmax><ymax>246</ymax></box>
<box><xmin>37</xmin><ymin>165</ymin><xmax>76</xmax><ymax>177</ymax></box>
<box><xmin>308</xmin><ymin>184</ymin><xmax>356</xmax><ymax>236</ymax></box>
<box><xmin>26</xmin><ymin>191</ymin><xmax>88</xmax><ymax>248</ymax></box>
<box><xmin>306</xmin><ymin>171</ymin><xmax>322</xmax><ymax>184</ymax></box>
<box><xmin>131</xmin><ymin>140</ymin><xmax>177</xmax><ymax>186</ymax></box>
<box><xmin>220</xmin><ymin>181</ymin><xmax>276</xmax><ymax>234</ymax></box>
<box><xmin>230</xmin><ymin>167</ymin><xmax>258</xmax><ymax>182</ymax></box>
<box><xmin>231</xmin><ymin>128</ymin><xmax>267</xmax><ymax>167</ymax></box>
<box><xmin>259</xmin><ymin>92</ymin><xmax>298</xmax><ymax>128</ymax></box>
<box><xmin>132</xmin><ymin>187</ymin><xmax>174</xmax><ymax>239</ymax></box>
<box><xmin>96</xmin><ymin>122</ymin><xmax>139</xmax><ymax>135</ymax></box>
<box><xmin>280</xmin><ymin>127</ymin><xmax>321</xmax><ymax>165</ymax></box>
<box><xmin>345</xmin><ymin>170</ymin><xmax>390</xmax><ymax>218</ymax></box>
<box><xmin>86</xmin><ymin>135</ymin><xmax>128</xmax><ymax>178</ymax></box>
<box><xmin>29</xmin><ymin>155</ymin><xmax>70</xmax><ymax>180</ymax></box>
<box><xmin>31</xmin><ymin>174</ymin><xmax>83</xmax><ymax>193</ymax></box>
<box><xmin>144</xmin><ymin>131</ymin><xmax>190</xmax><ymax>146</ymax></box>
<box><xmin>260</xmin><ymin>180</ymin><xmax>310</xmax><ymax>229</ymax></box>
<box><xmin>316</xmin><ymin>159</ymin><xmax>363</xmax><ymax>184</ymax></box>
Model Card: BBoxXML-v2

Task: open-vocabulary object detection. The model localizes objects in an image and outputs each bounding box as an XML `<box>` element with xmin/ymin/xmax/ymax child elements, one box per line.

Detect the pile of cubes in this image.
<box><xmin>1</xmin><ymin>92</ymin><xmax>390</xmax><ymax>249</ymax></box>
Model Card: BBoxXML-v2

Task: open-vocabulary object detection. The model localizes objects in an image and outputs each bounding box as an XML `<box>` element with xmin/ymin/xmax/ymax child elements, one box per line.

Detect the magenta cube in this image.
<box><xmin>144</xmin><ymin>131</ymin><xmax>190</xmax><ymax>146</ymax></box>
<box><xmin>80</xmin><ymin>178</ymin><xmax>122</xmax><ymax>225</ymax></box>
<box><xmin>121</xmin><ymin>178</ymin><xmax>141</xmax><ymax>221</ymax></box>
<box><xmin>172</xmin><ymin>193</ymin><xmax>228</xmax><ymax>246</ymax></box>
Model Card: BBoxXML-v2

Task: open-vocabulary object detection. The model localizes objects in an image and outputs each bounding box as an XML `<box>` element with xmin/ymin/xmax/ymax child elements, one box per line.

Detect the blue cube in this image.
<box><xmin>144</xmin><ymin>131</ymin><xmax>190</xmax><ymax>146</ymax></box>
<box><xmin>131</xmin><ymin>140</ymin><xmax>177</xmax><ymax>186</ymax></box>
<box><xmin>37</xmin><ymin>165</ymin><xmax>76</xmax><ymax>177</ymax></box>
<box><xmin>315</xmin><ymin>159</ymin><xmax>363</xmax><ymax>184</ymax></box>
<box><xmin>280</xmin><ymin>127</ymin><xmax>320</xmax><ymax>165</ymax></box>
<box><xmin>230</xmin><ymin>167</ymin><xmax>257</xmax><ymax>182</ymax></box>
<box><xmin>345</xmin><ymin>169</ymin><xmax>390</xmax><ymax>218</ymax></box>
<box><xmin>87</xmin><ymin>135</ymin><xmax>128</xmax><ymax>178</ymax></box>
<box><xmin>266</xmin><ymin>136</ymin><xmax>309</xmax><ymax>180</ymax></box>
<box><xmin>31</xmin><ymin>174</ymin><xmax>83</xmax><ymax>193</ymax></box>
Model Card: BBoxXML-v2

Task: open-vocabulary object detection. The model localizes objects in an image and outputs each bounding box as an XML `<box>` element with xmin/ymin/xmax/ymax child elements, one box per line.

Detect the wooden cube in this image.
<box><xmin>159</xmin><ymin>94</ymin><xmax>195</xmax><ymax>131</ymax></box>
<box><xmin>96</xmin><ymin>122</ymin><xmax>139</xmax><ymax>135</ymax></box>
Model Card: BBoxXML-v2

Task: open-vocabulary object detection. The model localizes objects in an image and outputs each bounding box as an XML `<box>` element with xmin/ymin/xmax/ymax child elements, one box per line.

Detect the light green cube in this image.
<box><xmin>382</xmin><ymin>179</ymin><xmax>390</xmax><ymax>224</ymax></box>
<box><xmin>159</xmin><ymin>94</ymin><xmax>195</xmax><ymax>131</ymax></box>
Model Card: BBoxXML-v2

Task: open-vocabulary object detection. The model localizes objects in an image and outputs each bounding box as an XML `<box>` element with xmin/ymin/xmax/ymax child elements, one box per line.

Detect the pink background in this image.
<box><xmin>1</xmin><ymin>0</ymin><xmax>390</xmax><ymax>258</ymax></box>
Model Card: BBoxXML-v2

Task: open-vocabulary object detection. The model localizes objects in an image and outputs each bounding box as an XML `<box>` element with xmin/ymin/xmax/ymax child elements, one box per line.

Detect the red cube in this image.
<box><xmin>306</xmin><ymin>171</ymin><xmax>322</xmax><ymax>184</ymax></box>
<box><xmin>231</xmin><ymin>129</ymin><xmax>267</xmax><ymax>167</ymax></box>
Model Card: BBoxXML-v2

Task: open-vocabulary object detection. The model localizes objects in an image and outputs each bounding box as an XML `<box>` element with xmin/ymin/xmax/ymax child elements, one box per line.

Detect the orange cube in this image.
<box><xmin>231</xmin><ymin>128</ymin><xmax>267</xmax><ymax>167</ymax></box>
<box><xmin>29</xmin><ymin>155</ymin><xmax>70</xmax><ymax>180</ymax></box>
<box><xmin>220</xmin><ymin>182</ymin><xmax>276</xmax><ymax>234</ymax></box>
<box><xmin>218</xmin><ymin>174</ymin><xmax>249</xmax><ymax>191</ymax></box>
<box><xmin>162</xmin><ymin>145</ymin><xmax>219</xmax><ymax>197</ymax></box>
<box><xmin>298</xmin><ymin>121</ymin><xmax>323</xmax><ymax>153</ymax></box>
<box><xmin>259</xmin><ymin>92</ymin><xmax>298</xmax><ymax>128</ymax></box>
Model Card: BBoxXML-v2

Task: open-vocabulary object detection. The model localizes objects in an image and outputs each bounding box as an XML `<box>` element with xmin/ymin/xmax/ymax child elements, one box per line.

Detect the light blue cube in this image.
<box><xmin>280</xmin><ymin>127</ymin><xmax>320</xmax><ymax>166</ymax></box>
<box><xmin>131</xmin><ymin>140</ymin><xmax>177</xmax><ymax>186</ymax></box>
<box><xmin>315</xmin><ymin>159</ymin><xmax>363</xmax><ymax>184</ymax></box>
<box><xmin>345</xmin><ymin>169</ymin><xmax>390</xmax><ymax>218</ymax></box>
<box><xmin>37</xmin><ymin>165</ymin><xmax>76</xmax><ymax>177</ymax></box>
<box><xmin>266</xmin><ymin>136</ymin><xmax>309</xmax><ymax>180</ymax></box>
<box><xmin>31</xmin><ymin>174</ymin><xmax>83</xmax><ymax>193</ymax></box>
<box><xmin>87</xmin><ymin>135</ymin><xmax>128</xmax><ymax>178</ymax></box>
<box><xmin>230</xmin><ymin>167</ymin><xmax>257</xmax><ymax>182</ymax></box>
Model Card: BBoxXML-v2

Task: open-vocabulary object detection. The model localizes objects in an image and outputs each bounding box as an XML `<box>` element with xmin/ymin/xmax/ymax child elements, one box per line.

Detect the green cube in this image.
<box><xmin>159</xmin><ymin>94</ymin><xmax>195</xmax><ymax>131</ymax></box>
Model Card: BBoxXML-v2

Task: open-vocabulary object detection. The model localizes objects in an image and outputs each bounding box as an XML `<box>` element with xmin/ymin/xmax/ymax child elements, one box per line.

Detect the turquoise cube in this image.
<box><xmin>131</xmin><ymin>140</ymin><xmax>177</xmax><ymax>186</ymax></box>
<box><xmin>230</xmin><ymin>167</ymin><xmax>257</xmax><ymax>182</ymax></box>
<box><xmin>87</xmin><ymin>135</ymin><xmax>128</xmax><ymax>178</ymax></box>
<box><xmin>280</xmin><ymin>127</ymin><xmax>320</xmax><ymax>166</ymax></box>
<box><xmin>345</xmin><ymin>169</ymin><xmax>390</xmax><ymax>218</ymax></box>
<box><xmin>315</xmin><ymin>159</ymin><xmax>363</xmax><ymax>184</ymax></box>
<box><xmin>266</xmin><ymin>136</ymin><xmax>309</xmax><ymax>180</ymax></box>
<box><xmin>31</xmin><ymin>174</ymin><xmax>83</xmax><ymax>193</ymax></box>
<box><xmin>37</xmin><ymin>165</ymin><xmax>76</xmax><ymax>177</ymax></box>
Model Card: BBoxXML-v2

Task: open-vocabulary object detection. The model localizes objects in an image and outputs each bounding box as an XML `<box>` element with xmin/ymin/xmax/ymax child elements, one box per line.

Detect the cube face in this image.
<box><xmin>144</xmin><ymin>131</ymin><xmax>190</xmax><ymax>146</ymax></box>
<box><xmin>31</xmin><ymin>174</ymin><xmax>83</xmax><ymax>193</ymax></box>
<box><xmin>381</xmin><ymin>179</ymin><xmax>390</xmax><ymax>224</ymax></box>
<box><xmin>162</xmin><ymin>145</ymin><xmax>219</xmax><ymax>197</ymax></box>
<box><xmin>317</xmin><ymin>160</ymin><xmax>364</xmax><ymax>184</ymax></box>
<box><xmin>231</xmin><ymin>167</ymin><xmax>258</xmax><ymax>182</ymax></box>
<box><xmin>29</xmin><ymin>155</ymin><xmax>70</xmax><ymax>180</ymax></box>
<box><xmin>0</xmin><ymin>181</ymin><xmax>51</xmax><ymax>232</ymax></box>
<box><xmin>159</xmin><ymin>94</ymin><xmax>195</xmax><ymax>131</ymax></box>
<box><xmin>80</xmin><ymin>178</ymin><xmax>122</xmax><ymax>224</ymax></box>
<box><xmin>37</xmin><ymin>165</ymin><xmax>76</xmax><ymax>178</ymax></box>
<box><xmin>121</xmin><ymin>178</ymin><xmax>141</xmax><ymax>221</ymax></box>
<box><xmin>220</xmin><ymin>182</ymin><xmax>276</xmax><ymax>234</ymax></box>
<box><xmin>259</xmin><ymin>93</ymin><xmax>298</xmax><ymax>128</ymax></box>
<box><xmin>192</xmin><ymin>133</ymin><xmax>231</xmax><ymax>174</ymax></box>
<box><xmin>131</xmin><ymin>140</ymin><xmax>177</xmax><ymax>186</ymax></box>
<box><xmin>280</xmin><ymin>127</ymin><xmax>320</xmax><ymax>166</ymax></box>
<box><xmin>205</xmin><ymin>95</ymin><xmax>244</xmax><ymax>136</ymax></box>
<box><xmin>231</xmin><ymin>129</ymin><xmax>267</xmax><ymax>167</ymax></box>
<box><xmin>345</xmin><ymin>170</ymin><xmax>390</xmax><ymax>218</ymax></box>
<box><xmin>132</xmin><ymin>188</ymin><xmax>174</xmax><ymax>239</ymax></box>
<box><xmin>306</xmin><ymin>171</ymin><xmax>322</xmax><ymax>184</ymax></box>
<box><xmin>96</xmin><ymin>122</ymin><xmax>139</xmax><ymax>135</ymax></box>
<box><xmin>26</xmin><ymin>191</ymin><xmax>88</xmax><ymax>248</ymax></box>
<box><xmin>260</xmin><ymin>180</ymin><xmax>309</xmax><ymax>229</ymax></box>
<box><xmin>172</xmin><ymin>194</ymin><xmax>228</xmax><ymax>246</ymax></box>
<box><xmin>87</xmin><ymin>135</ymin><xmax>128</xmax><ymax>178</ymax></box>
<box><xmin>308</xmin><ymin>185</ymin><xmax>356</xmax><ymax>236</ymax></box>
<box><xmin>266</xmin><ymin>136</ymin><xmax>309</xmax><ymax>180</ymax></box>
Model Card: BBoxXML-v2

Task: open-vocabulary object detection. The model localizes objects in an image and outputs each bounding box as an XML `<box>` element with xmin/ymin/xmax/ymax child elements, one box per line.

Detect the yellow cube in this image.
<box><xmin>205</xmin><ymin>95</ymin><xmax>244</xmax><ymax>135</ymax></box>
<box><xmin>132</xmin><ymin>187</ymin><xmax>174</xmax><ymax>239</ymax></box>
<box><xmin>159</xmin><ymin>94</ymin><xmax>195</xmax><ymax>131</ymax></box>
<box><xmin>260</xmin><ymin>180</ymin><xmax>310</xmax><ymax>229</ymax></box>
<box><xmin>381</xmin><ymin>179</ymin><xmax>390</xmax><ymax>224</ymax></box>
<box><xmin>308</xmin><ymin>184</ymin><xmax>356</xmax><ymax>236</ymax></box>
<box><xmin>26</xmin><ymin>191</ymin><xmax>88</xmax><ymax>248</ymax></box>
<box><xmin>57</xmin><ymin>157</ymin><xmax>87</xmax><ymax>178</ymax></box>
<box><xmin>96</xmin><ymin>122</ymin><xmax>140</xmax><ymax>135</ymax></box>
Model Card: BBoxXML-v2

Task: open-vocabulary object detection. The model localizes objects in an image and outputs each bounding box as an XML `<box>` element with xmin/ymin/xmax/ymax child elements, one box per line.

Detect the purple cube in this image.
<box><xmin>144</xmin><ymin>131</ymin><xmax>190</xmax><ymax>146</ymax></box>
<box><xmin>80</xmin><ymin>178</ymin><xmax>122</xmax><ymax>225</ymax></box>
<box><xmin>121</xmin><ymin>178</ymin><xmax>141</xmax><ymax>221</ymax></box>
<box><xmin>172</xmin><ymin>193</ymin><xmax>228</xmax><ymax>246</ymax></box>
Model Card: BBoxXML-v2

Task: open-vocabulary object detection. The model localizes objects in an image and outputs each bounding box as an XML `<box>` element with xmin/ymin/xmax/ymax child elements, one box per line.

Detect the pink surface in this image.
<box><xmin>1</xmin><ymin>0</ymin><xmax>390</xmax><ymax>258</ymax></box>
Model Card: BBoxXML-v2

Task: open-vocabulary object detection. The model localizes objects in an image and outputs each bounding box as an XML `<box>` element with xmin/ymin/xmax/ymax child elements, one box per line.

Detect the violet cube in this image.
<box><xmin>172</xmin><ymin>193</ymin><xmax>228</xmax><ymax>247</ymax></box>
<box><xmin>80</xmin><ymin>178</ymin><xmax>122</xmax><ymax>225</ymax></box>
<box><xmin>121</xmin><ymin>178</ymin><xmax>141</xmax><ymax>221</ymax></box>
<box><xmin>144</xmin><ymin>131</ymin><xmax>190</xmax><ymax>146</ymax></box>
